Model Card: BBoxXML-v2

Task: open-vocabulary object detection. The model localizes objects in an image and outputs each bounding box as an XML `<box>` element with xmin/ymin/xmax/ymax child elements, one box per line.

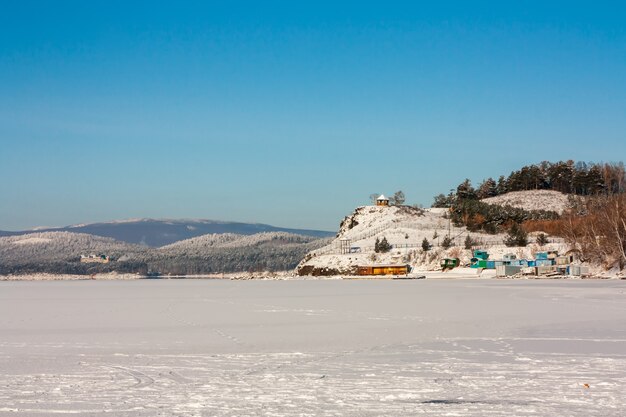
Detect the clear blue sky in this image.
<box><xmin>1</xmin><ymin>1</ymin><xmax>625</xmax><ymax>231</ymax></box>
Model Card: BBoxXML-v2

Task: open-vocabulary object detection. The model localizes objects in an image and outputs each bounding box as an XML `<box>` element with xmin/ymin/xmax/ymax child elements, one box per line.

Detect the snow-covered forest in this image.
<box><xmin>0</xmin><ymin>231</ymin><xmax>330</xmax><ymax>275</ymax></box>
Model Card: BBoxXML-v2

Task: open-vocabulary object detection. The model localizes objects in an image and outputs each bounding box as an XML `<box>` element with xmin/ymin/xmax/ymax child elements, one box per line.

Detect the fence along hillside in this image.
<box><xmin>309</xmin><ymin>217</ymin><xmax>563</xmax><ymax>256</ymax></box>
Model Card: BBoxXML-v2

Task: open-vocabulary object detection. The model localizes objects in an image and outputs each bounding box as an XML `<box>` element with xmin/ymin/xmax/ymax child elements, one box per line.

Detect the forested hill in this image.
<box><xmin>429</xmin><ymin>160</ymin><xmax>626</xmax><ymax>270</ymax></box>
<box><xmin>433</xmin><ymin>160</ymin><xmax>626</xmax><ymax>208</ymax></box>
<box><xmin>0</xmin><ymin>231</ymin><xmax>330</xmax><ymax>275</ymax></box>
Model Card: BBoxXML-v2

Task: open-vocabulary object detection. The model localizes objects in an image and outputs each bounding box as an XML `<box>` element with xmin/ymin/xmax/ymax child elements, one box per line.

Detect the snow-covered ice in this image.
<box><xmin>0</xmin><ymin>279</ymin><xmax>625</xmax><ymax>416</ymax></box>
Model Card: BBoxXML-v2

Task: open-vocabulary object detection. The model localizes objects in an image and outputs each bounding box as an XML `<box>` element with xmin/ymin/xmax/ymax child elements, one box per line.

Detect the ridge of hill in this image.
<box><xmin>0</xmin><ymin>218</ymin><xmax>334</xmax><ymax>247</ymax></box>
<box><xmin>161</xmin><ymin>231</ymin><xmax>324</xmax><ymax>251</ymax></box>
<box><xmin>0</xmin><ymin>231</ymin><xmax>146</xmax><ymax>264</ymax></box>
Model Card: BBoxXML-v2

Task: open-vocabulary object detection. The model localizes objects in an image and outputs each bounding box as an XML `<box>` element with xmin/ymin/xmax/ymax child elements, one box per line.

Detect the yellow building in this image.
<box><xmin>357</xmin><ymin>264</ymin><xmax>410</xmax><ymax>276</ymax></box>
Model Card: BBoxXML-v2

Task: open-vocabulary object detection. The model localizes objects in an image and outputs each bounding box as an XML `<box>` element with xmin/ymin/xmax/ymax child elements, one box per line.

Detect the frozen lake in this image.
<box><xmin>1</xmin><ymin>279</ymin><xmax>625</xmax><ymax>416</ymax></box>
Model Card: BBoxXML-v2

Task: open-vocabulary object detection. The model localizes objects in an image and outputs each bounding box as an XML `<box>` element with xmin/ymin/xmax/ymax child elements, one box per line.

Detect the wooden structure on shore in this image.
<box><xmin>357</xmin><ymin>264</ymin><xmax>410</xmax><ymax>276</ymax></box>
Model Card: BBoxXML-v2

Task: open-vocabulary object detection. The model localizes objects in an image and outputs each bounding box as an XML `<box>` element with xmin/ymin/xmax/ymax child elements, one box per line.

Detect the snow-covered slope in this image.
<box><xmin>148</xmin><ymin>232</ymin><xmax>330</xmax><ymax>274</ymax></box>
<box><xmin>161</xmin><ymin>232</ymin><xmax>327</xmax><ymax>253</ymax></box>
<box><xmin>1</xmin><ymin>231</ymin><xmax>331</xmax><ymax>275</ymax></box>
<box><xmin>296</xmin><ymin>204</ymin><xmax>569</xmax><ymax>276</ymax></box>
<box><xmin>296</xmin><ymin>205</ymin><xmax>519</xmax><ymax>276</ymax></box>
<box><xmin>0</xmin><ymin>232</ymin><xmax>145</xmax><ymax>263</ymax></box>
<box><xmin>482</xmin><ymin>190</ymin><xmax>570</xmax><ymax>214</ymax></box>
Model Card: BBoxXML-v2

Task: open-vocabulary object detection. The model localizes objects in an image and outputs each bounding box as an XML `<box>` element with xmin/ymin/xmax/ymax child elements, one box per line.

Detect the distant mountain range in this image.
<box><xmin>0</xmin><ymin>219</ymin><xmax>335</xmax><ymax>247</ymax></box>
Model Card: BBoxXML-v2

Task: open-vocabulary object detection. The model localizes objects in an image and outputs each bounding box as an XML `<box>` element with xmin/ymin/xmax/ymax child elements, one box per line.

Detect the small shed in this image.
<box><xmin>471</xmin><ymin>250</ymin><xmax>490</xmax><ymax>267</ymax></box>
<box><xmin>473</xmin><ymin>250</ymin><xmax>489</xmax><ymax>260</ymax></box>
<box><xmin>555</xmin><ymin>256</ymin><xmax>572</xmax><ymax>266</ymax></box>
<box><xmin>441</xmin><ymin>258</ymin><xmax>459</xmax><ymax>270</ymax></box>
<box><xmin>536</xmin><ymin>259</ymin><xmax>554</xmax><ymax>267</ymax></box>
<box><xmin>570</xmin><ymin>265</ymin><xmax>590</xmax><ymax>277</ymax></box>
<box><xmin>471</xmin><ymin>259</ymin><xmax>488</xmax><ymax>269</ymax></box>
<box><xmin>376</xmin><ymin>194</ymin><xmax>390</xmax><ymax>206</ymax></box>
<box><xmin>496</xmin><ymin>265</ymin><xmax>523</xmax><ymax>277</ymax></box>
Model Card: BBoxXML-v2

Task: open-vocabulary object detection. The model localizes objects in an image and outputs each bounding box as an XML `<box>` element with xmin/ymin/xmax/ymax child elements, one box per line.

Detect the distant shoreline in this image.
<box><xmin>2</xmin><ymin>271</ymin><xmax>622</xmax><ymax>281</ymax></box>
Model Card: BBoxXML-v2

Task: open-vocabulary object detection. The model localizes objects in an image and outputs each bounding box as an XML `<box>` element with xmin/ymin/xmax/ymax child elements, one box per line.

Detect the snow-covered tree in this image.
<box><xmin>477</xmin><ymin>178</ymin><xmax>498</xmax><ymax>199</ymax></box>
<box><xmin>456</xmin><ymin>179</ymin><xmax>477</xmax><ymax>200</ymax></box>
<box><xmin>375</xmin><ymin>237</ymin><xmax>392</xmax><ymax>253</ymax></box>
<box><xmin>504</xmin><ymin>223</ymin><xmax>528</xmax><ymax>247</ymax></box>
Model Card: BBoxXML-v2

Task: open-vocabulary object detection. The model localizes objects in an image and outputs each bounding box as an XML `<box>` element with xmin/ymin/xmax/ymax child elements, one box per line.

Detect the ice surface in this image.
<box><xmin>0</xmin><ymin>279</ymin><xmax>625</xmax><ymax>416</ymax></box>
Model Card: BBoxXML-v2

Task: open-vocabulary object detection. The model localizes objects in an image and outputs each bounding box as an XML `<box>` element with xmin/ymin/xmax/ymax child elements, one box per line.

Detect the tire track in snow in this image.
<box><xmin>105</xmin><ymin>366</ymin><xmax>155</xmax><ymax>389</ymax></box>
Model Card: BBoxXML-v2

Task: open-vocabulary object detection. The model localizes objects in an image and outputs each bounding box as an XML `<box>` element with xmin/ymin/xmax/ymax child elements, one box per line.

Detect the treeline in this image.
<box><xmin>0</xmin><ymin>260</ymin><xmax>148</xmax><ymax>276</ymax></box>
<box><xmin>139</xmin><ymin>244</ymin><xmax>323</xmax><ymax>275</ymax></box>
<box><xmin>0</xmin><ymin>244</ymin><xmax>322</xmax><ymax>276</ymax></box>
<box><xmin>434</xmin><ymin>160</ymin><xmax>626</xmax><ymax>207</ymax></box>
<box><xmin>431</xmin><ymin>160</ymin><xmax>626</xmax><ymax>236</ymax></box>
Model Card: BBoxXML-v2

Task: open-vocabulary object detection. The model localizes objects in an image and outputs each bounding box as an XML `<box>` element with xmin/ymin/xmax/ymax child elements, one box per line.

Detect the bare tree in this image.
<box><xmin>390</xmin><ymin>190</ymin><xmax>405</xmax><ymax>206</ymax></box>
<box><xmin>563</xmin><ymin>194</ymin><xmax>626</xmax><ymax>269</ymax></box>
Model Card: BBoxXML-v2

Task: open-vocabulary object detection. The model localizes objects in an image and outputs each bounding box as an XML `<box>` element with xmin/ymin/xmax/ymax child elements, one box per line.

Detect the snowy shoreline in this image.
<box><xmin>2</xmin><ymin>269</ymin><xmax>622</xmax><ymax>281</ymax></box>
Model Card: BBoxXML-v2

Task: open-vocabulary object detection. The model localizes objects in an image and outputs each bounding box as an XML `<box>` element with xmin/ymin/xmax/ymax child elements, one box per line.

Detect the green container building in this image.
<box><xmin>473</xmin><ymin>250</ymin><xmax>489</xmax><ymax>260</ymax></box>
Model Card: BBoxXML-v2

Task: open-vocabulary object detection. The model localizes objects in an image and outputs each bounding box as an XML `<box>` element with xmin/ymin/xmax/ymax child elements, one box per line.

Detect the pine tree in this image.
<box><xmin>536</xmin><ymin>233</ymin><xmax>548</xmax><ymax>246</ymax></box>
<box><xmin>441</xmin><ymin>236</ymin><xmax>453</xmax><ymax>249</ymax></box>
<box><xmin>421</xmin><ymin>237</ymin><xmax>431</xmax><ymax>252</ymax></box>
<box><xmin>477</xmin><ymin>177</ymin><xmax>498</xmax><ymax>199</ymax></box>
<box><xmin>378</xmin><ymin>237</ymin><xmax>392</xmax><ymax>253</ymax></box>
<box><xmin>456</xmin><ymin>179</ymin><xmax>477</xmax><ymax>200</ymax></box>
<box><xmin>432</xmin><ymin>193</ymin><xmax>455</xmax><ymax>208</ymax></box>
<box><xmin>504</xmin><ymin>223</ymin><xmax>528</xmax><ymax>247</ymax></box>
<box><xmin>496</xmin><ymin>175</ymin><xmax>508</xmax><ymax>195</ymax></box>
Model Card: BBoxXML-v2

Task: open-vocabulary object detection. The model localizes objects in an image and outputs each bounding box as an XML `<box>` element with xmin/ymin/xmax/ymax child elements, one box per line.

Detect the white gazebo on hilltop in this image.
<box><xmin>376</xmin><ymin>194</ymin><xmax>390</xmax><ymax>206</ymax></box>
